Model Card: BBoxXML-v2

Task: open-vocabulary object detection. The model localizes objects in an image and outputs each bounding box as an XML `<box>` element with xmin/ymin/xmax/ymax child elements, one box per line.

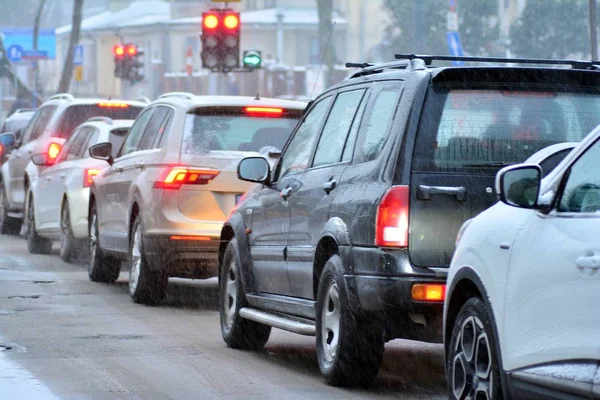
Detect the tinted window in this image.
<box><xmin>22</xmin><ymin>106</ymin><xmax>57</xmax><ymax>143</ymax></box>
<box><xmin>118</xmin><ymin>108</ymin><xmax>154</xmax><ymax>157</ymax></box>
<box><xmin>312</xmin><ymin>89</ymin><xmax>365</xmax><ymax>168</ymax></box>
<box><xmin>353</xmin><ymin>87</ymin><xmax>402</xmax><ymax>163</ymax></box>
<box><xmin>65</xmin><ymin>127</ymin><xmax>92</xmax><ymax>161</ymax></box>
<box><xmin>341</xmin><ymin>92</ymin><xmax>368</xmax><ymax>162</ymax></box>
<box><xmin>55</xmin><ymin>104</ymin><xmax>143</xmax><ymax>139</ymax></box>
<box><xmin>156</xmin><ymin>111</ymin><xmax>174</xmax><ymax>149</ymax></box>
<box><xmin>55</xmin><ymin>127</ymin><xmax>82</xmax><ymax>164</ymax></box>
<box><xmin>414</xmin><ymin>90</ymin><xmax>600</xmax><ymax>172</ymax></box>
<box><xmin>108</xmin><ymin>128</ymin><xmax>130</xmax><ymax>158</ymax></box>
<box><xmin>138</xmin><ymin>106</ymin><xmax>170</xmax><ymax>151</ymax></box>
<box><xmin>558</xmin><ymin>139</ymin><xmax>600</xmax><ymax>213</ymax></box>
<box><xmin>277</xmin><ymin>97</ymin><xmax>332</xmax><ymax>178</ymax></box>
<box><xmin>539</xmin><ymin>148</ymin><xmax>572</xmax><ymax>178</ymax></box>
<box><xmin>181</xmin><ymin>109</ymin><xmax>301</xmax><ymax>155</ymax></box>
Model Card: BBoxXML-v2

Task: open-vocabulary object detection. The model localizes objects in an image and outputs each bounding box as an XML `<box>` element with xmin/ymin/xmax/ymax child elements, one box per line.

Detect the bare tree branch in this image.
<box><xmin>316</xmin><ymin>0</ymin><xmax>336</xmax><ymax>88</ymax></box>
<box><xmin>57</xmin><ymin>0</ymin><xmax>84</xmax><ymax>93</ymax></box>
<box><xmin>0</xmin><ymin>34</ymin><xmax>43</xmax><ymax>110</ymax></box>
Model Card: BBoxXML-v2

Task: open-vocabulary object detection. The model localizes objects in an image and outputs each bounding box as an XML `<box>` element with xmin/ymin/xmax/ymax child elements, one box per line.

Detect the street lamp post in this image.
<box><xmin>591</xmin><ymin>0</ymin><xmax>598</xmax><ymax>59</ymax></box>
<box><xmin>276</xmin><ymin>8</ymin><xmax>284</xmax><ymax>66</ymax></box>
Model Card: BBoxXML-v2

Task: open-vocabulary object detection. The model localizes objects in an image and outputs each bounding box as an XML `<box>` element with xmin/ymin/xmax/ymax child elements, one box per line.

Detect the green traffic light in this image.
<box><xmin>244</xmin><ymin>55</ymin><xmax>261</xmax><ymax>66</ymax></box>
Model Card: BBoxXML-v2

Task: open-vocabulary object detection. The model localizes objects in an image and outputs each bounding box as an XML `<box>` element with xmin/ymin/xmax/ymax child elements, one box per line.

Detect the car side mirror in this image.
<box><xmin>31</xmin><ymin>153</ymin><xmax>55</xmax><ymax>167</ymax></box>
<box><xmin>0</xmin><ymin>132</ymin><xmax>17</xmax><ymax>149</ymax></box>
<box><xmin>496</xmin><ymin>164</ymin><xmax>542</xmax><ymax>209</ymax></box>
<box><xmin>238</xmin><ymin>156</ymin><xmax>270</xmax><ymax>184</ymax></box>
<box><xmin>89</xmin><ymin>142</ymin><xmax>113</xmax><ymax>165</ymax></box>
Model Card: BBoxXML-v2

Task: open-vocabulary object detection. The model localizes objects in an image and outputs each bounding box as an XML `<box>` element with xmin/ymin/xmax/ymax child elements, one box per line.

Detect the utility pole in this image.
<box><xmin>591</xmin><ymin>0</ymin><xmax>598</xmax><ymax>59</ymax></box>
<box><xmin>276</xmin><ymin>8</ymin><xmax>284</xmax><ymax>66</ymax></box>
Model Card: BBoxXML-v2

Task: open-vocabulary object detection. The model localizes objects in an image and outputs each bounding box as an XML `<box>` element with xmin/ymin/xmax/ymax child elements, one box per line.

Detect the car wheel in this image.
<box><xmin>128</xmin><ymin>215</ymin><xmax>167</xmax><ymax>305</ymax></box>
<box><xmin>219</xmin><ymin>238</ymin><xmax>271</xmax><ymax>350</ymax></box>
<box><xmin>447</xmin><ymin>297</ymin><xmax>503</xmax><ymax>400</ymax></box>
<box><xmin>316</xmin><ymin>255</ymin><xmax>384</xmax><ymax>387</ymax></box>
<box><xmin>59</xmin><ymin>200</ymin><xmax>84</xmax><ymax>262</ymax></box>
<box><xmin>26</xmin><ymin>195</ymin><xmax>52</xmax><ymax>254</ymax></box>
<box><xmin>88</xmin><ymin>204</ymin><xmax>120</xmax><ymax>283</ymax></box>
<box><xmin>0</xmin><ymin>183</ymin><xmax>21</xmax><ymax>235</ymax></box>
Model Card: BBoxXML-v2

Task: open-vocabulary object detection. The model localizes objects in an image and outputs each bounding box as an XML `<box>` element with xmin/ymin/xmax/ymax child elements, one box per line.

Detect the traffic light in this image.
<box><xmin>243</xmin><ymin>50</ymin><xmax>262</xmax><ymax>69</ymax></box>
<box><xmin>113</xmin><ymin>44</ymin><xmax>125</xmax><ymax>78</ymax></box>
<box><xmin>201</xmin><ymin>10</ymin><xmax>240</xmax><ymax>71</ymax></box>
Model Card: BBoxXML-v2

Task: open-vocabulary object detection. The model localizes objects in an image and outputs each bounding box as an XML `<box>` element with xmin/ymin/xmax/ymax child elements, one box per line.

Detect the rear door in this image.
<box><xmin>287</xmin><ymin>88</ymin><xmax>367</xmax><ymax>299</ymax></box>
<box><xmin>409</xmin><ymin>87</ymin><xmax>600</xmax><ymax>268</ymax></box>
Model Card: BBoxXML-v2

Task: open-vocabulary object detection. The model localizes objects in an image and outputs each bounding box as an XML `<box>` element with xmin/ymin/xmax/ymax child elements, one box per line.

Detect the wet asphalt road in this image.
<box><xmin>0</xmin><ymin>235</ymin><xmax>447</xmax><ymax>400</ymax></box>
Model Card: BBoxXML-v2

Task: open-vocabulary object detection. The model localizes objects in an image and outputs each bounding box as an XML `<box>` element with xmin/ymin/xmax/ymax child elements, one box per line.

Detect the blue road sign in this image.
<box><xmin>446</xmin><ymin>31</ymin><xmax>464</xmax><ymax>65</ymax></box>
<box><xmin>0</xmin><ymin>28</ymin><xmax>56</xmax><ymax>59</ymax></box>
<box><xmin>449</xmin><ymin>0</ymin><xmax>457</xmax><ymax>11</ymax></box>
<box><xmin>22</xmin><ymin>49</ymin><xmax>48</xmax><ymax>60</ymax></box>
<box><xmin>74</xmin><ymin>45</ymin><xmax>84</xmax><ymax>66</ymax></box>
<box><xmin>6</xmin><ymin>44</ymin><xmax>23</xmax><ymax>62</ymax></box>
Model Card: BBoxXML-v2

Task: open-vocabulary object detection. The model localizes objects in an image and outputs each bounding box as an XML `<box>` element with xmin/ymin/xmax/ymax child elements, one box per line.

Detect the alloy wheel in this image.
<box><xmin>224</xmin><ymin>259</ymin><xmax>238</xmax><ymax>330</ymax></box>
<box><xmin>452</xmin><ymin>316</ymin><xmax>493</xmax><ymax>400</ymax></box>
<box><xmin>129</xmin><ymin>224</ymin><xmax>142</xmax><ymax>295</ymax></box>
<box><xmin>321</xmin><ymin>280</ymin><xmax>340</xmax><ymax>364</ymax></box>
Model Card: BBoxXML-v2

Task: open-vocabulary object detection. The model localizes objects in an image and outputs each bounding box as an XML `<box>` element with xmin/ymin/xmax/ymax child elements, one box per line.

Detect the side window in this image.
<box><xmin>341</xmin><ymin>91</ymin><xmax>369</xmax><ymax>162</ymax></box>
<box><xmin>155</xmin><ymin>110</ymin><xmax>174</xmax><ymax>149</ymax></box>
<box><xmin>54</xmin><ymin>127</ymin><xmax>81</xmax><ymax>164</ymax></box>
<box><xmin>65</xmin><ymin>127</ymin><xmax>92</xmax><ymax>161</ymax></box>
<box><xmin>118</xmin><ymin>108</ymin><xmax>154</xmax><ymax>157</ymax></box>
<box><xmin>84</xmin><ymin>128</ymin><xmax>100</xmax><ymax>156</ymax></box>
<box><xmin>138</xmin><ymin>106</ymin><xmax>170</xmax><ymax>151</ymax></box>
<box><xmin>312</xmin><ymin>89</ymin><xmax>366</xmax><ymax>168</ymax></box>
<box><xmin>277</xmin><ymin>96</ymin><xmax>333</xmax><ymax>179</ymax></box>
<box><xmin>353</xmin><ymin>86</ymin><xmax>402</xmax><ymax>163</ymax></box>
<box><xmin>558</xmin><ymin>139</ymin><xmax>600</xmax><ymax>213</ymax></box>
<box><xmin>21</xmin><ymin>106</ymin><xmax>57</xmax><ymax>143</ymax></box>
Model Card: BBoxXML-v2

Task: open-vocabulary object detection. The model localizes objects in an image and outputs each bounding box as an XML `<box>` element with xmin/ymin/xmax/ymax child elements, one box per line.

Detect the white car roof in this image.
<box><xmin>155</xmin><ymin>93</ymin><xmax>308</xmax><ymax>110</ymax></box>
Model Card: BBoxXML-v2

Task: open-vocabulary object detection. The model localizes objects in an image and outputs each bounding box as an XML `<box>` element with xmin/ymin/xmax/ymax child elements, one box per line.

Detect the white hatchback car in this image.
<box><xmin>445</xmin><ymin>130</ymin><xmax>600</xmax><ymax>399</ymax></box>
<box><xmin>26</xmin><ymin>117</ymin><xmax>134</xmax><ymax>261</ymax></box>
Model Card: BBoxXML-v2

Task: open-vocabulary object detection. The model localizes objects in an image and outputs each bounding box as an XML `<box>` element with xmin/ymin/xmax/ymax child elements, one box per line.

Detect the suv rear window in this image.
<box><xmin>55</xmin><ymin>104</ymin><xmax>144</xmax><ymax>139</ymax></box>
<box><xmin>181</xmin><ymin>107</ymin><xmax>302</xmax><ymax>155</ymax></box>
<box><xmin>414</xmin><ymin>89</ymin><xmax>600</xmax><ymax>171</ymax></box>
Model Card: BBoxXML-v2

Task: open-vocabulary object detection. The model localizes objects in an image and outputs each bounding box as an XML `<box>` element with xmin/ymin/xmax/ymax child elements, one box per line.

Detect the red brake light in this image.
<box><xmin>113</xmin><ymin>44</ymin><xmax>125</xmax><ymax>57</ymax></box>
<box><xmin>0</xmin><ymin>144</ymin><xmax>3</xmax><ymax>158</ymax></box>
<box><xmin>375</xmin><ymin>185</ymin><xmax>409</xmax><ymax>248</ymax></box>
<box><xmin>244</xmin><ymin>107</ymin><xmax>284</xmax><ymax>117</ymax></box>
<box><xmin>203</xmin><ymin>14</ymin><xmax>219</xmax><ymax>29</ymax></box>
<box><xmin>154</xmin><ymin>167</ymin><xmax>219</xmax><ymax>189</ymax></box>
<box><xmin>224</xmin><ymin>14</ymin><xmax>239</xmax><ymax>29</ymax></box>
<box><xmin>98</xmin><ymin>102</ymin><xmax>129</xmax><ymax>108</ymax></box>
<box><xmin>170</xmin><ymin>235</ymin><xmax>211</xmax><ymax>241</ymax></box>
<box><xmin>48</xmin><ymin>143</ymin><xmax>62</xmax><ymax>161</ymax></box>
<box><xmin>84</xmin><ymin>168</ymin><xmax>101</xmax><ymax>188</ymax></box>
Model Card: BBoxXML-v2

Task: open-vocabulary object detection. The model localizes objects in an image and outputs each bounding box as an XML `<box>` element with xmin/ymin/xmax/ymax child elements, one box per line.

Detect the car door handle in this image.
<box><xmin>45</xmin><ymin>176</ymin><xmax>52</xmax><ymax>181</ymax></box>
<box><xmin>280</xmin><ymin>187</ymin><xmax>292</xmax><ymax>200</ymax></box>
<box><xmin>417</xmin><ymin>185</ymin><xmax>467</xmax><ymax>202</ymax></box>
<box><xmin>59</xmin><ymin>174</ymin><xmax>66</xmax><ymax>179</ymax></box>
<box><xmin>136</xmin><ymin>162</ymin><xmax>144</xmax><ymax>169</ymax></box>
<box><xmin>323</xmin><ymin>179</ymin><xmax>337</xmax><ymax>194</ymax></box>
<box><xmin>15</xmin><ymin>153</ymin><xmax>21</xmax><ymax>159</ymax></box>
<box><xmin>576</xmin><ymin>254</ymin><xmax>600</xmax><ymax>270</ymax></box>
<box><xmin>116</xmin><ymin>165</ymin><xmax>123</xmax><ymax>173</ymax></box>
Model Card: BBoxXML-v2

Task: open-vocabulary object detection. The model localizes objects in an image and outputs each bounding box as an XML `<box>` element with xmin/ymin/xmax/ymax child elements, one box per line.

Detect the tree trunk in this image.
<box><xmin>0</xmin><ymin>34</ymin><xmax>43</xmax><ymax>111</ymax></box>
<box><xmin>33</xmin><ymin>0</ymin><xmax>49</xmax><ymax>99</ymax></box>
<box><xmin>316</xmin><ymin>0</ymin><xmax>336</xmax><ymax>88</ymax></box>
<box><xmin>57</xmin><ymin>0</ymin><xmax>84</xmax><ymax>94</ymax></box>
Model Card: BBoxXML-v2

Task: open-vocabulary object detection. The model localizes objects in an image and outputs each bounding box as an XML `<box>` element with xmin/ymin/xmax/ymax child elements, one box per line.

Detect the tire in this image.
<box><xmin>26</xmin><ymin>194</ymin><xmax>52</xmax><ymax>254</ymax></box>
<box><xmin>219</xmin><ymin>238</ymin><xmax>271</xmax><ymax>350</ymax></box>
<box><xmin>316</xmin><ymin>255</ymin><xmax>384</xmax><ymax>387</ymax></box>
<box><xmin>128</xmin><ymin>215</ymin><xmax>167</xmax><ymax>305</ymax></box>
<box><xmin>59</xmin><ymin>200</ymin><xmax>85</xmax><ymax>262</ymax></box>
<box><xmin>0</xmin><ymin>183</ymin><xmax>21</xmax><ymax>235</ymax></box>
<box><xmin>88</xmin><ymin>204</ymin><xmax>121</xmax><ymax>283</ymax></box>
<box><xmin>447</xmin><ymin>297</ymin><xmax>503</xmax><ymax>400</ymax></box>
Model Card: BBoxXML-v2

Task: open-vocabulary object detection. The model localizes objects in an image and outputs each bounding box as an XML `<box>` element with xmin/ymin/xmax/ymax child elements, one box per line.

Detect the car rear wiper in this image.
<box><xmin>463</xmin><ymin>162</ymin><xmax>514</xmax><ymax>168</ymax></box>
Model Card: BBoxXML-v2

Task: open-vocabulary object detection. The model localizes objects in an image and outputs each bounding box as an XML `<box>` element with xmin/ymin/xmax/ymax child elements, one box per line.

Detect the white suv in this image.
<box><xmin>26</xmin><ymin>117</ymin><xmax>134</xmax><ymax>259</ymax></box>
<box><xmin>444</xmin><ymin>126</ymin><xmax>600</xmax><ymax>399</ymax></box>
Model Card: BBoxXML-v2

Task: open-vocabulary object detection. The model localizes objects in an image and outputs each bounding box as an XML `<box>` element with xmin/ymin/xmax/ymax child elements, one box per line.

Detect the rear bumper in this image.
<box><xmin>144</xmin><ymin>234</ymin><xmax>220</xmax><ymax>278</ymax></box>
<box><xmin>341</xmin><ymin>245</ymin><xmax>447</xmax><ymax>343</ymax></box>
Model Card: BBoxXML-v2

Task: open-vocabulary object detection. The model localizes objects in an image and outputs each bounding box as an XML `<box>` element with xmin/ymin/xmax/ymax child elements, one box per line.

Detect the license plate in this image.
<box><xmin>235</xmin><ymin>194</ymin><xmax>242</xmax><ymax>204</ymax></box>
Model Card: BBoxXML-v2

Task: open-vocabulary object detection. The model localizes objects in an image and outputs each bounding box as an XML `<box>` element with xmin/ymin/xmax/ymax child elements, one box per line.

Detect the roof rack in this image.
<box><xmin>345</xmin><ymin>59</ymin><xmax>421</xmax><ymax>79</ymax></box>
<box><xmin>48</xmin><ymin>93</ymin><xmax>75</xmax><ymax>102</ymax></box>
<box><xmin>135</xmin><ymin>96</ymin><xmax>151</xmax><ymax>104</ymax></box>
<box><xmin>395</xmin><ymin>53</ymin><xmax>600</xmax><ymax>70</ymax></box>
<box><xmin>158</xmin><ymin>92</ymin><xmax>195</xmax><ymax>100</ymax></box>
<box><xmin>87</xmin><ymin>116</ymin><xmax>113</xmax><ymax>125</ymax></box>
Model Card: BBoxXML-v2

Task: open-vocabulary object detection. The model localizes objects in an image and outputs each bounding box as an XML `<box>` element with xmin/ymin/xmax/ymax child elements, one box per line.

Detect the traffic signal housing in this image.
<box><xmin>243</xmin><ymin>50</ymin><xmax>262</xmax><ymax>69</ymax></box>
<box><xmin>113</xmin><ymin>43</ymin><xmax>144</xmax><ymax>83</ymax></box>
<box><xmin>113</xmin><ymin>44</ymin><xmax>125</xmax><ymax>78</ymax></box>
<box><xmin>201</xmin><ymin>10</ymin><xmax>240</xmax><ymax>71</ymax></box>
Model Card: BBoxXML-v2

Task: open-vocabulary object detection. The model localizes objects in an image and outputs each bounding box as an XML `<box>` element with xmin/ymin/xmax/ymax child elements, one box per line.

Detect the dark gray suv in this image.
<box><xmin>218</xmin><ymin>54</ymin><xmax>600</xmax><ymax>387</ymax></box>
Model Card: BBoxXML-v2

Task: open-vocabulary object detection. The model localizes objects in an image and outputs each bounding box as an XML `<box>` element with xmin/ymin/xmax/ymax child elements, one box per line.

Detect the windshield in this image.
<box><xmin>55</xmin><ymin>105</ymin><xmax>143</xmax><ymax>139</ymax></box>
<box><xmin>182</xmin><ymin>112</ymin><xmax>301</xmax><ymax>155</ymax></box>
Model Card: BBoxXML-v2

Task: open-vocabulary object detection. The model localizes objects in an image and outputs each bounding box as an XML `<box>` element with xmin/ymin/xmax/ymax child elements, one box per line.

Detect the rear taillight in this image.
<box><xmin>84</xmin><ymin>168</ymin><xmax>101</xmax><ymax>187</ymax></box>
<box><xmin>154</xmin><ymin>167</ymin><xmax>220</xmax><ymax>190</ymax></box>
<box><xmin>0</xmin><ymin>144</ymin><xmax>3</xmax><ymax>158</ymax></box>
<box><xmin>375</xmin><ymin>185</ymin><xmax>409</xmax><ymax>248</ymax></box>
<box><xmin>411</xmin><ymin>284</ymin><xmax>446</xmax><ymax>302</ymax></box>
<box><xmin>243</xmin><ymin>106</ymin><xmax>284</xmax><ymax>117</ymax></box>
<box><xmin>48</xmin><ymin>143</ymin><xmax>62</xmax><ymax>161</ymax></box>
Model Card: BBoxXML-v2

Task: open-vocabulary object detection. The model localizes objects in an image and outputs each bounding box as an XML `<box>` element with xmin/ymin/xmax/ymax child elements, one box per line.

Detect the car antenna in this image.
<box><xmin>255</xmin><ymin>93</ymin><xmax>260</xmax><ymax>100</ymax></box>
<box><xmin>310</xmin><ymin>21</ymin><xmax>336</xmax><ymax>99</ymax></box>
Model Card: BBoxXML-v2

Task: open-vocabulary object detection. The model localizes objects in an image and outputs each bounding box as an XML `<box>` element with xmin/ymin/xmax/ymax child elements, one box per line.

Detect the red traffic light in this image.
<box><xmin>224</xmin><ymin>14</ymin><xmax>239</xmax><ymax>29</ymax></box>
<box><xmin>203</xmin><ymin>14</ymin><xmax>219</xmax><ymax>30</ymax></box>
<box><xmin>125</xmin><ymin>44</ymin><xmax>138</xmax><ymax>56</ymax></box>
<box><xmin>113</xmin><ymin>44</ymin><xmax>125</xmax><ymax>57</ymax></box>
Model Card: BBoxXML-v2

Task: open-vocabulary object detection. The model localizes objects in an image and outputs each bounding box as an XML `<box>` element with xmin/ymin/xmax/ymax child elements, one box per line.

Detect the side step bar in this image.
<box><xmin>239</xmin><ymin>308</ymin><xmax>316</xmax><ymax>336</ymax></box>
